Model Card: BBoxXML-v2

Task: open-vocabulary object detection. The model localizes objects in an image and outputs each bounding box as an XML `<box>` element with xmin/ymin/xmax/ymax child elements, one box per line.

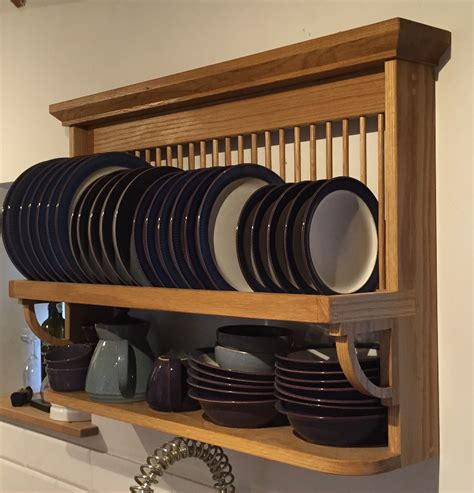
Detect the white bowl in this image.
<box><xmin>215</xmin><ymin>345</ymin><xmax>275</xmax><ymax>373</ymax></box>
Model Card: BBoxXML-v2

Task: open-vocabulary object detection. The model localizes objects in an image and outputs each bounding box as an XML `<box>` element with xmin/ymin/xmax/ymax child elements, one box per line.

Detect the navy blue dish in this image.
<box><xmin>236</xmin><ymin>185</ymin><xmax>276</xmax><ymax>292</ymax></box>
<box><xmin>113</xmin><ymin>167</ymin><xmax>180</xmax><ymax>286</ymax></box>
<box><xmin>196</xmin><ymin>164</ymin><xmax>283</xmax><ymax>291</ymax></box>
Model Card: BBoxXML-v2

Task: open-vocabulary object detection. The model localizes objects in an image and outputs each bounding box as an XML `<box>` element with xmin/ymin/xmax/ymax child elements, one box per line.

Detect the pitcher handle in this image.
<box><xmin>118</xmin><ymin>341</ymin><xmax>137</xmax><ymax>399</ymax></box>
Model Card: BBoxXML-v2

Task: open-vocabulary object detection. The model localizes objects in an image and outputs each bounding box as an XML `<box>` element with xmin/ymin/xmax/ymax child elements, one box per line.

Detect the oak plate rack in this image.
<box><xmin>8</xmin><ymin>18</ymin><xmax>450</xmax><ymax>476</ymax></box>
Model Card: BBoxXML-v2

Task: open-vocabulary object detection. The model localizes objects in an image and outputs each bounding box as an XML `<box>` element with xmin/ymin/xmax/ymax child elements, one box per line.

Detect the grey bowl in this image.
<box><xmin>215</xmin><ymin>345</ymin><xmax>275</xmax><ymax>373</ymax></box>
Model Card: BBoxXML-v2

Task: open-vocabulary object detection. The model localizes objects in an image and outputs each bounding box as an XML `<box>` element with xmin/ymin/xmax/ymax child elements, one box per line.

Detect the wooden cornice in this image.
<box><xmin>50</xmin><ymin>18</ymin><xmax>450</xmax><ymax>128</ymax></box>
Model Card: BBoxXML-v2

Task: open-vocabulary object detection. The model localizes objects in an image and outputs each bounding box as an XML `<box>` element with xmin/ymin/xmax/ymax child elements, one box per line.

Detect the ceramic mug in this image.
<box><xmin>146</xmin><ymin>354</ymin><xmax>199</xmax><ymax>412</ymax></box>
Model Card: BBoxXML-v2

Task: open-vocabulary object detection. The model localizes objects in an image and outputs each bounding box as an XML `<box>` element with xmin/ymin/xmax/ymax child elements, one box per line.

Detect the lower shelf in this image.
<box><xmin>44</xmin><ymin>390</ymin><xmax>400</xmax><ymax>475</ymax></box>
<box><xmin>0</xmin><ymin>396</ymin><xmax>99</xmax><ymax>438</ymax></box>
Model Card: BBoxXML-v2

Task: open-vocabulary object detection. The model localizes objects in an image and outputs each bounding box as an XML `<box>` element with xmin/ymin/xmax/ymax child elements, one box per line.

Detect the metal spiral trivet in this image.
<box><xmin>130</xmin><ymin>437</ymin><xmax>236</xmax><ymax>492</ymax></box>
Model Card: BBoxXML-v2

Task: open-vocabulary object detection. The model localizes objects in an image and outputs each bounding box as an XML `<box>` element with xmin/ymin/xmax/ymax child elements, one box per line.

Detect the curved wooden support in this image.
<box><xmin>23</xmin><ymin>301</ymin><xmax>70</xmax><ymax>346</ymax></box>
<box><xmin>334</xmin><ymin>330</ymin><xmax>397</xmax><ymax>406</ymax></box>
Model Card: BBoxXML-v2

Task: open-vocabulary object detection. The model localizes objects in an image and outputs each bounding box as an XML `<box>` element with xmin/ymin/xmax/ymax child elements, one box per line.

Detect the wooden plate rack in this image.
<box><xmin>8</xmin><ymin>18</ymin><xmax>450</xmax><ymax>476</ymax></box>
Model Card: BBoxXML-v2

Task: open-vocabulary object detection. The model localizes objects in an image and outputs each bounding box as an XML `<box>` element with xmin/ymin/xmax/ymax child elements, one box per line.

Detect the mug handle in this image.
<box><xmin>118</xmin><ymin>341</ymin><xmax>137</xmax><ymax>399</ymax></box>
<box><xmin>168</xmin><ymin>358</ymin><xmax>182</xmax><ymax>411</ymax></box>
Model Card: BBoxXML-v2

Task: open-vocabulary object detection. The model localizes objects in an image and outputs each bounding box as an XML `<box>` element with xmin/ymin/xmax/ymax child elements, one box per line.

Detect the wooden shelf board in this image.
<box><xmin>9</xmin><ymin>280</ymin><xmax>415</xmax><ymax>324</ymax></box>
<box><xmin>0</xmin><ymin>396</ymin><xmax>98</xmax><ymax>438</ymax></box>
<box><xmin>44</xmin><ymin>390</ymin><xmax>400</xmax><ymax>476</ymax></box>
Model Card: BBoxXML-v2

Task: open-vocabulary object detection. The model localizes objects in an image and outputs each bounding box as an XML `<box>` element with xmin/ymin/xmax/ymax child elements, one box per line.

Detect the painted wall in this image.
<box><xmin>0</xmin><ymin>1</ymin><xmax>472</xmax><ymax>492</ymax></box>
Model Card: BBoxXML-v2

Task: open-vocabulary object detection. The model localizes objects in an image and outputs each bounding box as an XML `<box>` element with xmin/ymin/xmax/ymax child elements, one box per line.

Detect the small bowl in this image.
<box><xmin>275</xmin><ymin>380</ymin><xmax>374</xmax><ymax>402</ymax></box>
<box><xmin>215</xmin><ymin>345</ymin><xmax>275</xmax><ymax>373</ymax></box>
<box><xmin>276</xmin><ymin>401</ymin><xmax>387</xmax><ymax>446</ymax></box>
<box><xmin>189</xmin><ymin>389</ymin><xmax>278</xmax><ymax>428</ymax></box>
<box><xmin>275</xmin><ymin>366</ymin><xmax>379</xmax><ymax>383</ymax></box>
<box><xmin>216</xmin><ymin>325</ymin><xmax>293</xmax><ymax>353</ymax></box>
<box><xmin>189</xmin><ymin>361</ymin><xmax>274</xmax><ymax>385</ymax></box>
<box><xmin>45</xmin><ymin>344</ymin><xmax>93</xmax><ymax>369</ymax></box>
<box><xmin>276</xmin><ymin>395</ymin><xmax>386</xmax><ymax>417</ymax></box>
<box><xmin>188</xmin><ymin>378</ymin><xmax>274</xmax><ymax>401</ymax></box>
<box><xmin>188</xmin><ymin>369</ymin><xmax>274</xmax><ymax>392</ymax></box>
<box><xmin>47</xmin><ymin>366</ymin><xmax>89</xmax><ymax>392</ymax></box>
<box><xmin>190</xmin><ymin>348</ymin><xmax>274</xmax><ymax>381</ymax></box>
<box><xmin>274</xmin><ymin>387</ymin><xmax>380</xmax><ymax>406</ymax></box>
<box><xmin>276</xmin><ymin>346</ymin><xmax>379</xmax><ymax>372</ymax></box>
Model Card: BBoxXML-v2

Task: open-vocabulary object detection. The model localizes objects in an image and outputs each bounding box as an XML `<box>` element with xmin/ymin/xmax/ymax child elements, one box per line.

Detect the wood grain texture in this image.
<box><xmin>342</xmin><ymin>118</ymin><xmax>349</xmax><ymax>176</ymax></box>
<box><xmin>9</xmin><ymin>281</ymin><xmax>414</xmax><ymax>324</ymax></box>
<box><xmin>200</xmin><ymin>141</ymin><xmax>206</xmax><ymax>167</ymax></box>
<box><xmin>385</xmin><ymin>60</ymin><xmax>438</xmax><ymax>464</ymax></box>
<box><xmin>188</xmin><ymin>143</ymin><xmax>195</xmax><ymax>169</ymax></box>
<box><xmin>225</xmin><ymin>137</ymin><xmax>232</xmax><ymax>165</ymax></box>
<box><xmin>0</xmin><ymin>397</ymin><xmax>98</xmax><ymax>438</ymax></box>
<box><xmin>212</xmin><ymin>139</ymin><xmax>219</xmax><ymax>166</ymax></box>
<box><xmin>50</xmin><ymin>19</ymin><xmax>450</xmax><ymax>127</ymax></box>
<box><xmin>294</xmin><ymin>126</ymin><xmax>301</xmax><ymax>182</ymax></box>
<box><xmin>326</xmin><ymin>121</ymin><xmax>333</xmax><ymax>178</ymax></box>
<box><xmin>278</xmin><ymin>128</ymin><xmax>286</xmax><ymax>179</ymax></box>
<box><xmin>309</xmin><ymin>124</ymin><xmax>317</xmax><ymax>180</ymax></box>
<box><xmin>360</xmin><ymin>116</ymin><xmax>367</xmax><ymax>183</ymax></box>
<box><xmin>264</xmin><ymin>131</ymin><xmax>272</xmax><ymax>169</ymax></box>
<box><xmin>69</xmin><ymin>126</ymin><xmax>92</xmax><ymax>156</ymax></box>
<box><xmin>44</xmin><ymin>391</ymin><xmax>400</xmax><ymax>475</ymax></box>
<box><xmin>251</xmin><ymin>133</ymin><xmax>258</xmax><ymax>162</ymax></box>
<box><xmin>378</xmin><ymin>113</ymin><xmax>386</xmax><ymax>289</ymax></box>
<box><xmin>90</xmin><ymin>72</ymin><xmax>385</xmax><ymax>153</ymax></box>
<box><xmin>237</xmin><ymin>135</ymin><xmax>244</xmax><ymax>163</ymax></box>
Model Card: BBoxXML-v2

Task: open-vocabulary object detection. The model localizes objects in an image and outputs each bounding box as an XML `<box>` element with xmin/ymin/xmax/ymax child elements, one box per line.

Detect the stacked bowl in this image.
<box><xmin>188</xmin><ymin>326</ymin><xmax>293</xmax><ymax>428</ymax></box>
<box><xmin>45</xmin><ymin>344</ymin><xmax>93</xmax><ymax>392</ymax></box>
<box><xmin>275</xmin><ymin>346</ymin><xmax>387</xmax><ymax>446</ymax></box>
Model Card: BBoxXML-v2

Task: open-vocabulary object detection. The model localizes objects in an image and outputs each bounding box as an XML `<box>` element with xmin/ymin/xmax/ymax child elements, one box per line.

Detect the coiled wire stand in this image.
<box><xmin>130</xmin><ymin>437</ymin><xmax>236</xmax><ymax>492</ymax></box>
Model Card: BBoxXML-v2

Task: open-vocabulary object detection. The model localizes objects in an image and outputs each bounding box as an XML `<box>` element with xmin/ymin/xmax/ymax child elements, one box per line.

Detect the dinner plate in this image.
<box><xmin>2</xmin><ymin>158</ymin><xmax>66</xmax><ymax>279</ymax></box>
<box><xmin>49</xmin><ymin>152</ymin><xmax>149</xmax><ymax>282</ymax></box>
<box><xmin>100</xmin><ymin>169</ymin><xmax>152</xmax><ymax>285</ymax></box>
<box><xmin>301</xmin><ymin>177</ymin><xmax>378</xmax><ymax>294</ymax></box>
<box><xmin>251</xmin><ymin>183</ymin><xmax>290</xmax><ymax>293</ymax></box>
<box><xmin>138</xmin><ymin>173</ymin><xmax>182</xmax><ymax>287</ymax></box>
<box><xmin>267</xmin><ymin>181</ymin><xmax>310</xmax><ymax>293</ymax></box>
<box><xmin>75</xmin><ymin>171</ymin><xmax>126</xmax><ymax>284</ymax></box>
<box><xmin>182</xmin><ymin>167</ymin><xmax>225</xmax><ymax>290</ymax></box>
<box><xmin>197</xmin><ymin>164</ymin><xmax>283</xmax><ymax>291</ymax></box>
<box><xmin>284</xmin><ymin>181</ymin><xmax>327</xmax><ymax>293</ymax></box>
<box><xmin>236</xmin><ymin>184</ymin><xmax>276</xmax><ymax>292</ymax></box>
<box><xmin>113</xmin><ymin>166</ymin><xmax>180</xmax><ymax>286</ymax></box>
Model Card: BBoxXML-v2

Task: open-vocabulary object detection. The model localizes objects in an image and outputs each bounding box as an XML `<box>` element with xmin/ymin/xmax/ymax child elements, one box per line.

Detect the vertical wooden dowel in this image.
<box><xmin>360</xmin><ymin>116</ymin><xmax>367</xmax><ymax>183</ymax></box>
<box><xmin>166</xmin><ymin>146</ymin><xmax>173</xmax><ymax>166</ymax></box>
<box><xmin>225</xmin><ymin>137</ymin><xmax>232</xmax><ymax>165</ymax></box>
<box><xmin>188</xmin><ymin>143</ymin><xmax>195</xmax><ymax>170</ymax></box>
<box><xmin>251</xmin><ymin>133</ymin><xmax>258</xmax><ymax>163</ymax></box>
<box><xmin>309</xmin><ymin>124</ymin><xmax>317</xmax><ymax>180</ymax></box>
<box><xmin>145</xmin><ymin>149</ymin><xmax>151</xmax><ymax>163</ymax></box>
<box><xmin>155</xmin><ymin>147</ymin><xmax>161</xmax><ymax>166</ymax></box>
<box><xmin>177</xmin><ymin>144</ymin><xmax>183</xmax><ymax>169</ymax></box>
<box><xmin>237</xmin><ymin>135</ymin><xmax>244</xmax><ymax>163</ymax></box>
<box><xmin>294</xmin><ymin>126</ymin><xmax>301</xmax><ymax>182</ymax></box>
<box><xmin>200</xmin><ymin>141</ymin><xmax>206</xmax><ymax>168</ymax></box>
<box><xmin>278</xmin><ymin>129</ymin><xmax>286</xmax><ymax>180</ymax></box>
<box><xmin>326</xmin><ymin>122</ymin><xmax>333</xmax><ymax>179</ymax></box>
<box><xmin>342</xmin><ymin>118</ymin><xmax>349</xmax><ymax>176</ymax></box>
<box><xmin>264</xmin><ymin>131</ymin><xmax>272</xmax><ymax>169</ymax></box>
<box><xmin>134</xmin><ymin>150</ymin><xmax>140</xmax><ymax>158</ymax></box>
<box><xmin>212</xmin><ymin>139</ymin><xmax>219</xmax><ymax>167</ymax></box>
<box><xmin>378</xmin><ymin>113</ymin><xmax>386</xmax><ymax>289</ymax></box>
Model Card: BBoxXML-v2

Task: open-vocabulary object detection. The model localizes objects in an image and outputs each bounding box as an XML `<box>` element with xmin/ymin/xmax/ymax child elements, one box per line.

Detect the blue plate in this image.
<box><xmin>197</xmin><ymin>164</ymin><xmax>284</xmax><ymax>291</ymax></box>
<box><xmin>113</xmin><ymin>167</ymin><xmax>181</xmax><ymax>286</ymax></box>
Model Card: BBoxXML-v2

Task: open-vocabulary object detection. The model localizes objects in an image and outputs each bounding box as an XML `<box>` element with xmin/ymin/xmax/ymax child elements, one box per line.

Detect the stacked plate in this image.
<box><xmin>275</xmin><ymin>347</ymin><xmax>388</xmax><ymax>446</ymax></box>
<box><xmin>3</xmin><ymin>152</ymin><xmax>378</xmax><ymax>294</ymax></box>
<box><xmin>188</xmin><ymin>347</ymin><xmax>278</xmax><ymax>428</ymax></box>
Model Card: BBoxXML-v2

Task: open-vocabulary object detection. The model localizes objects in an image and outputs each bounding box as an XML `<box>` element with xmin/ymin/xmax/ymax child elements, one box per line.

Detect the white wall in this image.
<box><xmin>0</xmin><ymin>1</ymin><xmax>472</xmax><ymax>492</ymax></box>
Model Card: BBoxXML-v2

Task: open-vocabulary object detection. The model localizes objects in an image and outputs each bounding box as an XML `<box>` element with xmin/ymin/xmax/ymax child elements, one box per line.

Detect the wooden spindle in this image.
<box><xmin>188</xmin><ymin>143</ymin><xmax>195</xmax><ymax>170</ymax></box>
<box><xmin>264</xmin><ymin>131</ymin><xmax>272</xmax><ymax>169</ymax></box>
<box><xmin>166</xmin><ymin>146</ymin><xmax>173</xmax><ymax>166</ymax></box>
<box><xmin>225</xmin><ymin>137</ymin><xmax>232</xmax><ymax>165</ymax></box>
<box><xmin>200</xmin><ymin>141</ymin><xmax>206</xmax><ymax>168</ymax></box>
<box><xmin>251</xmin><ymin>133</ymin><xmax>258</xmax><ymax>163</ymax></box>
<box><xmin>326</xmin><ymin>122</ymin><xmax>333</xmax><ymax>179</ymax></box>
<box><xmin>145</xmin><ymin>149</ymin><xmax>151</xmax><ymax>163</ymax></box>
<box><xmin>309</xmin><ymin>124</ymin><xmax>317</xmax><ymax>180</ymax></box>
<box><xmin>360</xmin><ymin>116</ymin><xmax>367</xmax><ymax>183</ymax></box>
<box><xmin>279</xmin><ymin>129</ymin><xmax>286</xmax><ymax>180</ymax></box>
<box><xmin>378</xmin><ymin>113</ymin><xmax>386</xmax><ymax>289</ymax></box>
<box><xmin>155</xmin><ymin>147</ymin><xmax>161</xmax><ymax>166</ymax></box>
<box><xmin>342</xmin><ymin>119</ymin><xmax>349</xmax><ymax>176</ymax></box>
<box><xmin>177</xmin><ymin>145</ymin><xmax>184</xmax><ymax>169</ymax></box>
<box><xmin>237</xmin><ymin>135</ymin><xmax>244</xmax><ymax>163</ymax></box>
<box><xmin>294</xmin><ymin>126</ymin><xmax>301</xmax><ymax>182</ymax></box>
<box><xmin>212</xmin><ymin>139</ymin><xmax>219</xmax><ymax>167</ymax></box>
